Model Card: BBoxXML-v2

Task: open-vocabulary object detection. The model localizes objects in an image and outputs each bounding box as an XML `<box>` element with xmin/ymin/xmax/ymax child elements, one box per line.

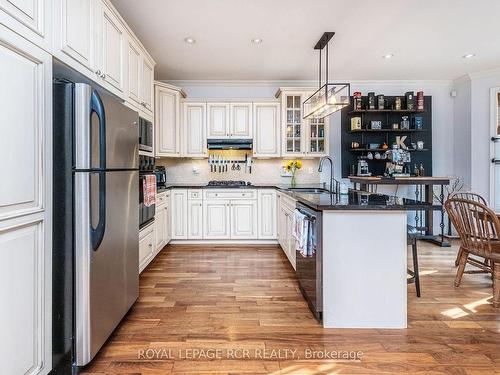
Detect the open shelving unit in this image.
<box><xmin>341</xmin><ymin>95</ymin><xmax>433</xmax><ymax>177</ymax></box>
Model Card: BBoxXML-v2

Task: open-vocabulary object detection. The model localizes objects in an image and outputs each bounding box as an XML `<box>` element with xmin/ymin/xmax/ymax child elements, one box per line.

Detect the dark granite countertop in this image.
<box><xmin>156</xmin><ymin>183</ymin><xmax>436</xmax><ymax>212</ymax></box>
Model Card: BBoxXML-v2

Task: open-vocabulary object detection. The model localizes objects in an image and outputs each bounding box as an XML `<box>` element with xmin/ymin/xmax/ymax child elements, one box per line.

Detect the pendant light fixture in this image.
<box><xmin>303</xmin><ymin>32</ymin><xmax>350</xmax><ymax>120</ymax></box>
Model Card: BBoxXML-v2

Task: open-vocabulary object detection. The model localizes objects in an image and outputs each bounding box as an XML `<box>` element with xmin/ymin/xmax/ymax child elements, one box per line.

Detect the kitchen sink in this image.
<box><xmin>288</xmin><ymin>188</ymin><xmax>331</xmax><ymax>194</ymax></box>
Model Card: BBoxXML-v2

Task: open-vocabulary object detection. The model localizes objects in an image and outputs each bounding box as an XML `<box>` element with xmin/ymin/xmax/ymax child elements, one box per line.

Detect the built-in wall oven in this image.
<box><xmin>139</xmin><ymin>117</ymin><xmax>153</xmax><ymax>152</ymax></box>
<box><xmin>139</xmin><ymin>155</ymin><xmax>155</xmax><ymax>228</ymax></box>
<box><xmin>295</xmin><ymin>202</ymin><xmax>323</xmax><ymax>321</ymax></box>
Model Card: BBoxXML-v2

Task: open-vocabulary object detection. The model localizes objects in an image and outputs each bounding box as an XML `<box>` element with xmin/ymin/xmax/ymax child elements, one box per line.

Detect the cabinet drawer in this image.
<box><xmin>280</xmin><ymin>193</ymin><xmax>296</xmax><ymax>211</ymax></box>
<box><xmin>188</xmin><ymin>189</ymin><xmax>202</xmax><ymax>200</ymax></box>
<box><xmin>203</xmin><ymin>189</ymin><xmax>256</xmax><ymax>200</ymax></box>
<box><xmin>156</xmin><ymin>191</ymin><xmax>169</xmax><ymax>207</ymax></box>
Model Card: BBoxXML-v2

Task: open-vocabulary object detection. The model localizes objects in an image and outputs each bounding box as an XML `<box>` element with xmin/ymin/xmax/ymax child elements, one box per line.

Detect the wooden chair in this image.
<box><xmin>449</xmin><ymin>192</ymin><xmax>490</xmax><ymax>269</ymax></box>
<box><xmin>444</xmin><ymin>198</ymin><xmax>500</xmax><ymax>307</ymax></box>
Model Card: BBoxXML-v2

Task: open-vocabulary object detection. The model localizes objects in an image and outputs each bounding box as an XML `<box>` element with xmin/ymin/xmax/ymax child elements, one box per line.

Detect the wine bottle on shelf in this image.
<box><xmin>419</xmin><ymin>163</ymin><xmax>425</xmax><ymax>177</ymax></box>
<box><xmin>414</xmin><ymin>164</ymin><xmax>420</xmax><ymax>177</ymax></box>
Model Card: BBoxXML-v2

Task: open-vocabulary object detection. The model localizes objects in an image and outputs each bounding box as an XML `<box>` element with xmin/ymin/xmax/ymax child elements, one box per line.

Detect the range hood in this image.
<box><xmin>207</xmin><ymin>139</ymin><xmax>253</xmax><ymax>150</ymax></box>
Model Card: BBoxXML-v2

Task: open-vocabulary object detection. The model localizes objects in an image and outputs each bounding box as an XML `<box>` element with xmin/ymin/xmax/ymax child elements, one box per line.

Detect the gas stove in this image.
<box><xmin>207</xmin><ymin>180</ymin><xmax>250</xmax><ymax>187</ymax></box>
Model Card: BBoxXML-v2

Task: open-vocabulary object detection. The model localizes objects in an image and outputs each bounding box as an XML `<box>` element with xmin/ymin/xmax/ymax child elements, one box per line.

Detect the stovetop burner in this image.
<box><xmin>207</xmin><ymin>180</ymin><xmax>250</xmax><ymax>187</ymax></box>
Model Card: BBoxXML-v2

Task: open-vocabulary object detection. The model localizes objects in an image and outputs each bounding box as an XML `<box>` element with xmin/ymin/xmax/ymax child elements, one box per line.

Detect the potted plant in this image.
<box><xmin>285</xmin><ymin>159</ymin><xmax>303</xmax><ymax>187</ymax></box>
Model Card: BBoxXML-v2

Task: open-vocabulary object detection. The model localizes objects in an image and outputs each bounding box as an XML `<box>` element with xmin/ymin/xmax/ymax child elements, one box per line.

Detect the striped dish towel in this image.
<box><xmin>143</xmin><ymin>175</ymin><xmax>157</xmax><ymax>207</ymax></box>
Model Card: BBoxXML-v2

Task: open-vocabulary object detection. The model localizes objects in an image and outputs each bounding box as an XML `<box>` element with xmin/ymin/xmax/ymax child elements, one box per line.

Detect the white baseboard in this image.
<box><xmin>169</xmin><ymin>239</ymin><xmax>279</xmax><ymax>245</ymax></box>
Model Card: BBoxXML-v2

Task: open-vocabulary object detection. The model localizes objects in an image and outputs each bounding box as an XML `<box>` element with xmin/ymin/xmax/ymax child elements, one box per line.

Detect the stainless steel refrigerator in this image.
<box><xmin>52</xmin><ymin>62</ymin><xmax>139</xmax><ymax>370</ymax></box>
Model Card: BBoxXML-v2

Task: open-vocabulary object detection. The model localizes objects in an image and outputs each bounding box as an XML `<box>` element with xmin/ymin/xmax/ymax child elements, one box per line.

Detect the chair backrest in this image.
<box><xmin>445</xmin><ymin>197</ymin><xmax>500</xmax><ymax>261</ymax></box>
<box><xmin>450</xmin><ymin>192</ymin><xmax>488</xmax><ymax>206</ymax></box>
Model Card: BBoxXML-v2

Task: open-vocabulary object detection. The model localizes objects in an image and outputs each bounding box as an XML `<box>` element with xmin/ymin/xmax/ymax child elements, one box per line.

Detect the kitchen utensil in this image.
<box><xmin>375</xmin><ymin>152</ymin><xmax>381</xmax><ymax>160</ymax></box>
<box><xmin>367</xmin><ymin>152</ymin><xmax>373</xmax><ymax>160</ymax></box>
<box><xmin>417</xmin><ymin>141</ymin><xmax>424</xmax><ymax>150</ymax></box>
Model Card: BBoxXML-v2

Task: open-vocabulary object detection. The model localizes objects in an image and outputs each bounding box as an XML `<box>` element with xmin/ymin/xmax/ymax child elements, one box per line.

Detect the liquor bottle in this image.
<box><xmin>414</xmin><ymin>164</ymin><xmax>419</xmax><ymax>177</ymax></box>
<box><xmin>419</xmin><ymin>163</ymin><xmax>425</xmax><ymax>177</ymax></box>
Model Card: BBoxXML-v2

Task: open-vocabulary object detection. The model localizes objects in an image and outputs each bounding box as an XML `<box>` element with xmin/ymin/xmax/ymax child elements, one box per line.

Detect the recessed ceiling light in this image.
<box><xmin>251</xmin><ymin>38</ymin><xmax>263</xmax><ymax>44</ymax></box>
<box><xmin>462</xmin><ymin>53</ymin><xmax>475</xmax><ymax>59</ymax></box>
<box><xmin>382</xmin><ymin>53</ymin><xmax>394</xmax><ymax>59</ymax></box>
<box><xmin>184</xmin><ymin>37</ymin><xmax>196</xmax><ymax>44</ymax></box>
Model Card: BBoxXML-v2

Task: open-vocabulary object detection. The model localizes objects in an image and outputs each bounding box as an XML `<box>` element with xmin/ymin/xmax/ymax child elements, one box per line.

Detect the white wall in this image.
<box><xmin>452</xmin><ymin>76</ymin><xmax>472</xmax><ymax>189</ymax></box>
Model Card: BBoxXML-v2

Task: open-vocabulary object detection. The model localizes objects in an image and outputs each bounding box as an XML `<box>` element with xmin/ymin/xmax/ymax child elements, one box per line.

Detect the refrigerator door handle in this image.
<box><xmin>90</xmin><ymin>90</ymin><xmax>107</xmax><ymax>250</ymax></box>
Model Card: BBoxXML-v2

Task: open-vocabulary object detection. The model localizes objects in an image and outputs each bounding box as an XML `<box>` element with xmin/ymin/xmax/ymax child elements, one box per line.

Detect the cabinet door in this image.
<box><xmin>258</xmin><ymin>190</ymin><xmax>277</xmax><ymax>239</ymax></box>
<box><xmin>203</xmin><ymin>200</ymin><xmax>230</xmax><ymax>239</ymax></box>
<box><xmin>155</xmin><ymin>203</ymin><xmax>166</xmax><ymax>251</ymax></box>
<box><xmin>230</xmin><ymin>200</ymin><xmax>257</xmax><ymax>239</ymax></box>
<box><xmin>278</xmin><ymin>206</ymin><xmax>287</xmax><ymax>252</ymax></box>
<box><xmin>253</xmin><ymin>102</ymin><xmax>280</xmax><ymax>157</ymax></box>
<box><xmin>207</xmin><ymin>103</ymin><xmax>229</xmax><ymax>139</ymax></box>
<box><xmin>155</xmin><ymin>86</ymin><xmax>180</xmax><ymax>156</ymax></box>
<box><xmin>230</xmin><ymin>103</ymin><xmax>252</xmax><ymax>138</ymax></box>
<box><xmin>0</xmin><ymin>221</ymin><xmax>46</xmax><ymax>375</ymax></box>
<box><xmin>54</xmin><ymin>0</ymin><xmax>95</xmax><ymax>75</ymax></box>
<box><xmin>285</xmin><ymin>208</ymin><xmax>296</xmax><ymax>270</ymax></box>
<box><xmin>183</xmin><ymin>102</ymin><xmax>207</xmax><ymax>157</ymax></box>
<box><xmin>282</xmin><ymin>92</ymin><xmax>306</xmax><ymax>156</ymax></box>
<box><xmin>188</xmin><ymin>200</ymin><xmax>203</xmax><ymax>239</ymax></box>
<box><xmin>139</xmin><ymin>226</ymin><xmax>154</xmax><ymax>272</ymax></box>
<box><xmin>164</xmin><ymin>197</ymin><xmax>171</xmax><ymax>244</ymax></box>
<box><xmin>171</xmin><ymin>190</ymin><xmax>187</xmax><ymax>239</ymax></box>
<box><xmin>126</xmin><ymin>37</ymin><xmax>142</xmax><ymax>106</ymax></box>
<box><xmin>141</xmin><ymin>56</ymin><xmax>154</xmax><ymax>111</ymax></box>
<box><xmin>99</xmin><ymin>3</ymin><xmax>125</xmax><ymax>92</ymax></box>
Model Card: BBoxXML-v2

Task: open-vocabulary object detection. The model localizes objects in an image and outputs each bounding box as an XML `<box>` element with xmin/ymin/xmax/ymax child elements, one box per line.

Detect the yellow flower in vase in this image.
<box><xmin>283</xmin><ymin>159</ymin><xmax>302</xmax><ymax>187</ymax></box>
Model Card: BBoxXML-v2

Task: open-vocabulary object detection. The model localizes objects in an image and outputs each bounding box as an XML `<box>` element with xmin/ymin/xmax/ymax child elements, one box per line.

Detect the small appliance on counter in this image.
<box><xmin>384</xmin><ymin>146</ymin><xmax>411</xmax><ymax>177</ymax></box>
<box><xmin>154</xmin><ymin>166</ymin><xmax>167</xmax><ymax>188</ymax></box>
<box><xmin>357</xmin><ymin>158</ymin><xmax>371</xmax><ymax>176</ymax></box>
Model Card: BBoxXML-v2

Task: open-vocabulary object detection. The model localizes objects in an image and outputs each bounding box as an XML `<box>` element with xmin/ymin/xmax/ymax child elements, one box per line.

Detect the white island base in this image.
<box><xmin>322</xmin><ymin>210</ymin><xmax>408</xmax><ymax>329</ymax></box>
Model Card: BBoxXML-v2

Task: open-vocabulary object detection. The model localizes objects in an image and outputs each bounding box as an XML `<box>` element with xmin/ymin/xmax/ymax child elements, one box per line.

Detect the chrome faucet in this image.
<box><xmin>318</xmin><ymin>156</ymin><xmax>339</xmax><ymax>193</ymax></box>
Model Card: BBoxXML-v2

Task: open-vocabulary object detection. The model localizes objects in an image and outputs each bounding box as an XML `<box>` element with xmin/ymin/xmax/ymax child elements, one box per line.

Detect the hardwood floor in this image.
<box><xmin>81</xmin><ymin>242</ymin><xmax>500</xmax><ymax>374</ymax></box>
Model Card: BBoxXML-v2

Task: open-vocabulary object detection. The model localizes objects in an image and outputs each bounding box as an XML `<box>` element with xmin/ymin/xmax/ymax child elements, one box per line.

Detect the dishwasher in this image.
<box><xmin>295</xmin><ymin>202</ymin><xmax>323</xmax><ymax>321</ymax></box>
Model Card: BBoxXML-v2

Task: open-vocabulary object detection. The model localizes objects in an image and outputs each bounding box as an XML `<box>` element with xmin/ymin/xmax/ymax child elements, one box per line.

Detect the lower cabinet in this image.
<box><xmin>171</xmin><ymin>189</ymin><xmax>188</xmax><ymax>239</ymax></box>
<box><xmin>155</xmin><ymin>191</ymin><xmax>171</xmax><ymax>252</ymax></box>
<box><xmin>139</xmin><ymin>223</ymin><xmax>154</xmax><ymax>273</ymax></box>
<box><xmin>187</xmin><ymin>200</ymin><xmax>203</xmax><ymax>239</ymax></box>
<box><xmin>230</xmin><ymin>200</ymin><xmax>258</xmax><ymax>239</ymax></box>
<box><xmin>203</xmin><ymin>200</ymin><xmax>231</xmax><ymax>239</ymax></box>
<box><xmin>258</xmin><ymin>189</ymin><xmax>277</xmax><ymax>239</ymax></box>
<box><xmin>277</xmin><ymin>193</ymin><xmax>296</xmax><ymax>270</ymax></box>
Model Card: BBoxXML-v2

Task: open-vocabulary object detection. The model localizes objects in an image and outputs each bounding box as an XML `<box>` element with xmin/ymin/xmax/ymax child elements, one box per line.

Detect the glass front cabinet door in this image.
<box><xmin>278</xmin><ymin>89</ymin><xmax>329</xmax><ymax>157</ymax></box>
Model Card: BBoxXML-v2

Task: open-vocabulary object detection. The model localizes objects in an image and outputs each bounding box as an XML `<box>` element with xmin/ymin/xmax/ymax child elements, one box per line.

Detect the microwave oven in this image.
<box><xmin>139</xmin><ymin>117</ymin><xmax>153</xmax><ymax>152</ymax></box>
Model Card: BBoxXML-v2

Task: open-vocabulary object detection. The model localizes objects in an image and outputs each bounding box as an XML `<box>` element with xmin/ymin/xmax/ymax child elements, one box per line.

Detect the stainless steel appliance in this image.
<box><xmin>139</xmin><ymin>155</ymin><xmax>156</xmax><ymax>228</ymax></box>
<box><xmin>52</xmin><ymin>64</ymin><xmax>139</xmax><ymax>370</ymax></box>
<box><xmin>154</xmin><ymin>166</ymin><xmax>167</xmax><ymax>188</ymax></box>
<box><xmin>207</xmin><ymin>139</ymin><xmax>253</xmax><ymax>150</ymax></box>
<box><xmin>139</xmin><ymin>117</ymin><xmax>153</xmax><ymax>152</ymax></box>
<box><xmin>295</xmin><ymin>203</ymin><xmax>323</xmax><ymax>321</ymax></box>
<box><xmin>207</xmin><ymin>180</ymin><xmax>250</xmax><ymax>187</ymax></box>
<box><xmin>357</xmin><ymin>158</ymin><xmax>371</xmax><ymax>176</ymax></box>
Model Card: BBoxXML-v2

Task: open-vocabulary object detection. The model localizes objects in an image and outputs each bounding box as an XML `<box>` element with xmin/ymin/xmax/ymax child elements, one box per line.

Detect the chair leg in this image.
<box><xmin>493</xmin><ymin>262</ymin><xmax>500</xmax><ymax>308</ymax></box>
<box><xmin>455</xmin><ymin>250</ymin><xmax>468</xmax><ymax>287</ymax></box>
<box><xmin>411</xmin><ymin>240</ymin><xmax>421</xmax><ymax>297</ymax></box>
<box><xmin>454</xmin><ymin>247</ymin><xmax>463</xmax><ymax>267</ymax></box>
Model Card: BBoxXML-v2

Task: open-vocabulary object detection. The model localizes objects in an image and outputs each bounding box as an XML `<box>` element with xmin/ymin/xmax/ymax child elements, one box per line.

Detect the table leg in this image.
<box><xmin>422</xmin><ymin>184</ymin><xmax>450</xmax><ymax>247</ymax></box>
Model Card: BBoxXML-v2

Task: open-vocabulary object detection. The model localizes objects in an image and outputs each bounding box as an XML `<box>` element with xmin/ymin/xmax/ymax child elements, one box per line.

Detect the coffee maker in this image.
<box><xmin>154</xmin><ymin>166</ymin><xmax>167</xmax><ymax>188</ymax></box>
<box><xmin>357</xmin><ymin>158</ymin><xmax>371</xmax><ymax>176</ymax></box>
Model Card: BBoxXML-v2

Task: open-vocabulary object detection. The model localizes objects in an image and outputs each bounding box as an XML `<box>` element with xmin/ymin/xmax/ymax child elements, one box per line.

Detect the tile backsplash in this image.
<box><xmin>156</xmin><ymin>156</ymin><xmax>321</xmax><ymax>185</ymax></box>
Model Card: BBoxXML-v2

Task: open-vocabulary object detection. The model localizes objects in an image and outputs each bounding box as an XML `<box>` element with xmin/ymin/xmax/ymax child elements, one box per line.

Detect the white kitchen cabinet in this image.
<box><xmin>207</xmin><ymin>103</ymin><xmax>230</xmax><ymax>138</ymax></box>
<box><xmin>0</xmin><ymin>0</ymin><xmax>52</xmax><ymax>51</ymax></box>
<box><xmin>171</xmin><ymin>189</ymin><xmax>188</xmax><ymax>239</ymax></box>
<box><xmin>203</xmin><ymin>200</ymin><xmax>230</xmax><ymax>239</ymax></box>
<box><xmin>141</xmin><ymin>55</ymin><xmax>154</xmax><ymax>111</ymax></box>
<box><xmin>0</xmin><ymin>25</ymin><xmax>52</xmax><ymax>375</ymax></box>
<box><xmin>155</xmin><ymin>200</ymin><xmax>166</xmax><ymax>251</ymax></box>
<box><xmin>53</xmin><ymin>0</ymin><xmax>95</xmax><ymax>76</ymax></box>
<box><xmin>253</xmin><ymin>102</ymin><xmax>280</xmax><ymax>157</ymax></box>
<box><xmin>164</xmin><ymin>193</ymin><xmax>171</xmax><ymax>245</ymax></box>
<box><xmin>188</xmin><ymin>200</ymin><xmax>203</xmax><ymax>239</ymax></box>
<box><xmin>139</xmin><ymin>222</ymin><xmax>154</xmax><ymax>273</ymax></box>
<box><xmin>230</xmin><ymin>103</ymin><xmax>252</xmax><ymax>138</ymax></box>
<box><xmin>285</xmin><ymin>207</ymin><xmax>296</xmax><ymax>270</ymax></box>
<box><xmin>126</xmin><ymin>36</ymin><xmax>142</xmax><ymax>106</ymax></box>
<box><xmin>96</xmin><ymin>0</ymin><xmax>125</xmax><ymax>94</ymax></box>
<box><xmin>183</xmin><ymin>102</ymin><xmax>207</xmax><ymax>157</ymax></box>
<box><xmin>258</xmin><ymin>189</ymin><xmax>277</xmax><ymax>239</ymax></box>
<box><xmin>230</xmin><ymin>200</ymin><xmax>258</xmax><ymax>239</ymax></box>
<box><xmin>155</xmin><ymin>82</ymin><xmax>185</xmax><ymax>157</ymax></box>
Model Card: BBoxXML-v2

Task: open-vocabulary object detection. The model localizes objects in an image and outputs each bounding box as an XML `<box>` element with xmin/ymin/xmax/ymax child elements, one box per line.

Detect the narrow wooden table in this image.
<box><xmin>349</xmin><ymin>176</ymin><xmax>451</xmax><ymax>247</ymax></box>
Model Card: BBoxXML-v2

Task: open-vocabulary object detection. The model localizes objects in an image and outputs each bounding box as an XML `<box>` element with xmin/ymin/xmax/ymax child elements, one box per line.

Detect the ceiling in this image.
<box><xmin>111</xmin><ymin>0</ymin><xmax>500</xmax><ymax>81</ymax></box>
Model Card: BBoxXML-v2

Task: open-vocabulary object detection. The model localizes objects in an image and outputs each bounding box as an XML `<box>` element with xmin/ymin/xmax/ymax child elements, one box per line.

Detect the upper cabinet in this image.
<box><xmin>277</xmin><ymin>88</ymin><xmax>329</xmax><ymax>157</ymax></box>
<box><xmin>182</xmin><ymin>102</ymin><xmax>207</xmax><ymax>157</ymax></box>
<box><xmin>53</xmin><ymin>0</ymin><xmax>155</xmax><ymax>115</ymax></box>
<box><xmin>253</xmin><ymin>102</ymin><xmax>280</xmax><ymax>158</ymax></box>
<box><xmin>155</xmin><ymin>82</ymin><xmax>185</xmax><ymax>157</ymax></box>
<box><xmin>0</xmin><ymin>0</ymin><xmax>52</xmax><ymax>51</ymax></box>
<box><xmin>207</xmin><ymin>102</ymin><xmax>252</xmax><ymax>139</ymax></box>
